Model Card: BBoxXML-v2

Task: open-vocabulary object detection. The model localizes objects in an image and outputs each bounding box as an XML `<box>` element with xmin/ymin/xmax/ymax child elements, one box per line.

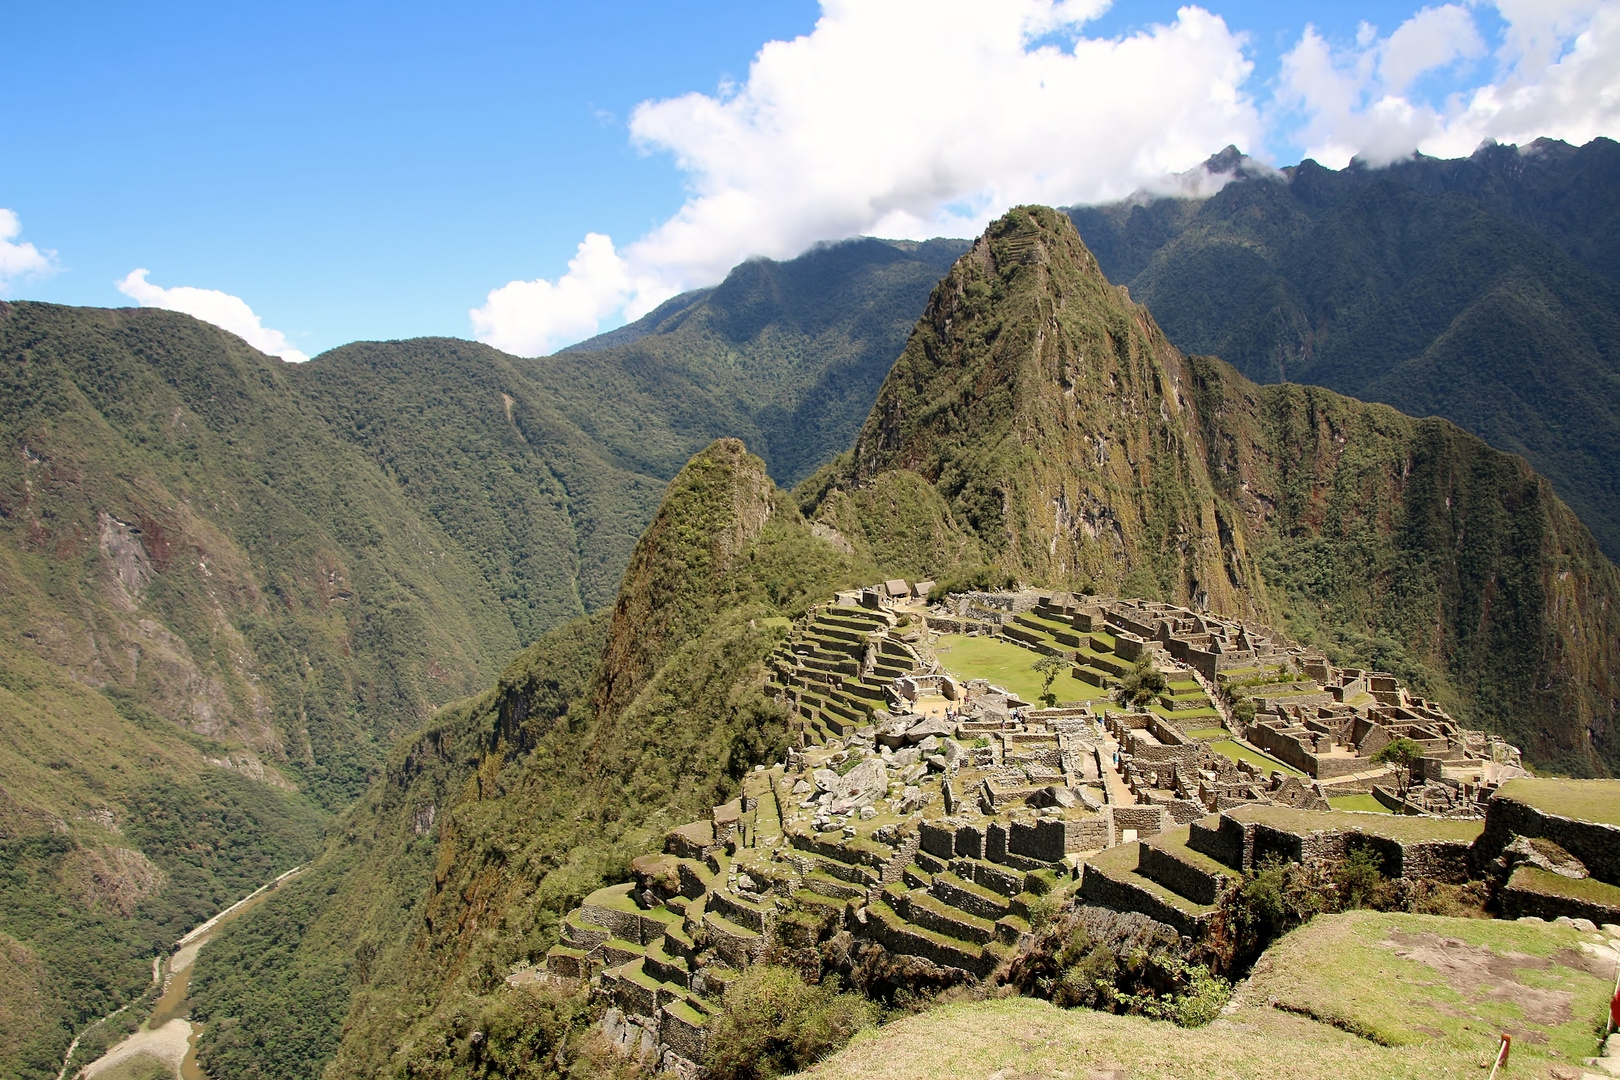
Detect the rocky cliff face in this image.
<box><xmin>809</xmin><ymin>206</ymin><xmax>1618</xmax><ymax>774</ymax></box>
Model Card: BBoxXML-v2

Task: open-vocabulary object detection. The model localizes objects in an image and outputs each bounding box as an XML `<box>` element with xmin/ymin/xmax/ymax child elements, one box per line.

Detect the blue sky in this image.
<box><xmin>2</xmin><ymin>1</ymin><xmax>1614</xmax><ymax>359</ymax></box>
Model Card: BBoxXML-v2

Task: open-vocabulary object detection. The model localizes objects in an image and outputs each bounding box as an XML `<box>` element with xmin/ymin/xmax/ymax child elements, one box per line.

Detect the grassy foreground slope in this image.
<box><xmin>806</xmin><ymin>206</ymin><xmax>1619</xmax><ymax>774</ymax></box>
<box><xmin>809</xmin><ymin>911</ymin><xmax>1618</xmax><ymax>1080</ymax></box>
<box><xmin>189</xmin><ymin>439</ymin><xmax>881</xmax><ymax>1080</ymax></box>
<box><xmin>1068</xmin><ymin>137</ymin><xmax>1620</xmax><ymax>562</ymax></box>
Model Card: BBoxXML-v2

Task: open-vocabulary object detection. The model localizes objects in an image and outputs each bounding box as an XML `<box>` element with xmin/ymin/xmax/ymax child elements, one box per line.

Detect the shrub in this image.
<box><xmin>703</xmin><ymin>966</ymin><xmax>877</xmax><ymax>1080</ymax></box>
<box><xmin>1006</xmin><ymin>907</ymin><xmax>1229</xmax><ymax>1026</ymax></box>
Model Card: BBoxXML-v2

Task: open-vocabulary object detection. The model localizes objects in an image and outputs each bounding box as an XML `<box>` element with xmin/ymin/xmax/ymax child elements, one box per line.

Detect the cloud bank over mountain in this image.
<box><xmin>117</xmin><ymin>269</ymin><xmax>310</xmax><ymax>363</ymax></box>
<box><xmin>473</xmin><ymin>0</ymin><xmax>1620</xmax><ymax>357</ymax></box>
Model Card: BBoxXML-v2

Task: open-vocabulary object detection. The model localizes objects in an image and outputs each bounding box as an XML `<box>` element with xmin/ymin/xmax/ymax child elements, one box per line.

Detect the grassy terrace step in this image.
<box><xmin>819</xmin><ymin>614</ymin><xmax>884</xmax><ymax>634</ymax></box>
<box><xmin>1225</xmin><ymin>804</ymin><xmax>1485</xmax><ymax>845</ymax></box>
<box><xmin>805</xmin><ymin>632</ymin><xmax>866</xmax><ymax>656</ymax></box>
<box><xmin>1502</xmin><ymin>865</ymin><xmax>1620</xmax><ymax>922</ymax></box>
<box><xmin>545</xmin><ymin>944</ymin><xmax>590</xmax><ymax>978</ymax></box>
<box><xmin>797</xmin><ymin>850</ymin><xmax>882</xmax><ymax>888</ymax></box>
<box><xmin>813</xmin><ymin>623</ymin><xmax>869</xmax><ymax>643</ymax></box>
<box><xmin>930</xmin><ymin>871</ymin><xmax>1012</xmax><ymax>921</ymax></box>
<box><xmin>891</xmin><ymin>885</ymin><xmax>998</xmax><ymax>944</ymax></box>
<box><xmin>562</xmin><ymin>912</ymin><xmax>612</xmax><ymax>950</ymax></box>
<box><xmin>841</xmin><ymin>680</ymin><xmax>889</xmax><ymax>703</ymax></box>
<box><xmin>826</xmin><ymin>605</ymin><xmax>887</xmax><ymax>624</ymax></box>
<box><xmin>800</xmin><ymin>655</ymin><xmax>860</xmax><ymax>676</ymax></box>
<box><xmin>803</xmin><ymin>870</ymin><xmax>867</xmax><ymax>901</ymax></box>
<box><xmin>1078</xmin><ymin>843</ymin><xmax>1215</xmax><ymax>938</ymax></box>
<box><xmin>787</xmin><ymin>890</ymin><xmax>848</xmax><ymax>917</ymax></box>
<box><xmin>1077</xmin><ymin>653</ymin><xmax>1130</xmax><ymax>678</ymax></box>
<box><xmin>1494</xmin><ymin>776</ymin><xmax>1620</xmax><ymax>827</ymax></box>
<box><xmin>702</xmin><ymin>909</ymin><xmax>764</xmax><ymax>970</ymax></box>
<box><xmin>643</xmin><ymin>938</ymin><xmax>692</xmax><ymax>986</ymax></box>
<box><xmin>1138</xmin><ymin>825</ymin><xmax>1236</xmax><ymax>905</ymax></box>
<box><xmin>863</xmin><ymin>900</ymin><xmax>998</xmax><ymax>977</ymax></box>
<box><xmin>599</xmin><ymin>938</ymin><xmax>646</xmax><ymax>966</ymax></box>
<box><xmin>820</xmin><ymin>694</ymin><xmax>864</xmax><ymax>722</ymax></box>
<box><xmin>710</xmin><ymin>888</ymin><xmax>774</xmax><ymax>934</ymax></box>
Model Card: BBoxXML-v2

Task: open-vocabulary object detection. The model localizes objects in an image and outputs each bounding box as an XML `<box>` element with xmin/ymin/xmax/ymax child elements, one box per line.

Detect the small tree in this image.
<box><xmin>1032</xmin><ymin>653</ymin><xmax>1068</xmax><ymax>707</ymax></box>
<box><xmin>1115</xmin><ymin>655</ymin><xmax>1167</xmax><ymax>708</ymax></box>
<box><xmin>1373</xmin><ymin>737</ymin><xmax>1425</xmax><ymax>801</ymax></box>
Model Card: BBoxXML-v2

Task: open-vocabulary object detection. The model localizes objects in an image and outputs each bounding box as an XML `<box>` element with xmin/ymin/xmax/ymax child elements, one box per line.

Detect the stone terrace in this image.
<box><xmin>537</xmin><ymin>584</ymin><xmax>1554</xmax><ymax>1076</ymax></box>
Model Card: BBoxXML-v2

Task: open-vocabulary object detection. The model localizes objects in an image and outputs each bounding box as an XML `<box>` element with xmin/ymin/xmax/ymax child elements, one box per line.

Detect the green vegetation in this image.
<box><xmin>1007</xmin><ymin>907</ymin><xmax>1230</xmax><ymax>1027</ymax></box>
<box><xmin>1245</xmin><ymin>910</ymin><xmax>1615</xmax><ymax>1063</ymax></box>
<box><xmin>934</xmin><ymin>635</ymin><xmax>1086</xmax><ymax>705</ymax></box>
<box><xmin>0</xmin><ymin>235</ymin><xmax>966</xmax><ymax>1078</ymax></box>
<box><xmin>1204</xmin><ymin>739</ymin><xmax>1305</xmax><ymax>778</ymax></box>
<box><xmin>924</xmin><ymin>565</ymin><xmax>1016</xmax><ymax>603</ymax></box>
<box><xmin>1371</xmin><ymin>738</ymin><xmax>1425</xmax><ymax>800</ymax></box>
<box><xmin>1115</xmin><ymin>656</ymin><xmax>1167</xmax><ymax>708</ymax></box>
<box><xmin>1327</xmin><ymin>795</ymin><xmax>1388</xmax><ymax>813</ymax></box>
<box><xmin>704</xmin><ymin>966</ymin><xmax>877</xmax><ymax>1080</ymax></box>
<box><xmin>813</xmin><ymin>911</ymin><xmax>1613</xmax><ymax>1080</ymax></box>
<box><xmin>1070</xmin><ymin>139</ymin><xmax>1620</xmax><ymax>565</ymax></box>
<box><xmin>1031</xmin><ymin>654</ymin><xmax>1068</xmax><ymax>706</ymax></box>
<box><xmin>1494</xmin><ymin>776</ymin><xmax>1620</xmax><ymax>826</ymax></box>
<box><xmin>191</xmin><ymin>441</ymin><xmax>879</xmax><ymax>1080</ymax></box>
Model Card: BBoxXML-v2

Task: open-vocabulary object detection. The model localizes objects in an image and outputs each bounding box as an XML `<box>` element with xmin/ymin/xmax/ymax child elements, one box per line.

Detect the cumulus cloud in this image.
<box><xmin>469</xmin><ymin>233</ymin><xmax>641</xmax><ymax>357</ymax></box>
<box><xmin>472</xmin><ymin>0</ymin><xmax>1262</xmax><ymax>355</ymax></box>
<box><xmin>1278</xmin><ymin>0</ymin><xmax>1620</xmax><ymax>167</ymax></box>
<box><xmin>0</xmin><ymin>209</ymin><xmax>56</xmax><ymax>295</ymax></box>
<box><xmin>116</xmin><ymin>270</ymin><xmax>310</xmax><ymax>363</ymax></box>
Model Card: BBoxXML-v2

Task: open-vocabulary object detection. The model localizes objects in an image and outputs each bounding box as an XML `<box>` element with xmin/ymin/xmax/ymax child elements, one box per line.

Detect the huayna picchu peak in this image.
<box><xmin>9</xmin><ymin>204</ymin><xmax>1620</xmax><ymax>1080</ymax></box>
<box><xmin>805</xmin><ymin>205</ymin><xmax>1618</xmax><ymax>777</ymax></box>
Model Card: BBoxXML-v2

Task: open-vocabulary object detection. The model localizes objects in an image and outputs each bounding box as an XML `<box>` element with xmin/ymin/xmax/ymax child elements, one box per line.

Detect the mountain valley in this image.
<box><xmin>3</xmin><ymin>151</ymin><xmax>1620</xmax><ymax>1080</ymax></box>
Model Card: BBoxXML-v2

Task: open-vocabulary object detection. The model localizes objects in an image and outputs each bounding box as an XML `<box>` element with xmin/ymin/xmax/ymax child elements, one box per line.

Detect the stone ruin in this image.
<box><xmin>530</xmin><ymin>584</ymin><xmax>1558</xmax><ymax>1076</ymax></box>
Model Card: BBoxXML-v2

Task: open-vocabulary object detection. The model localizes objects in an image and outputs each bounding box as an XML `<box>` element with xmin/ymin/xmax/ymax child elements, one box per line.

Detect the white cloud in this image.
<box><xmin>472</xmin><ymin>0</ymin><xmax>1262</xmax><ymax>355</ymax></box>
<box><xmin>1279</xmin><ymin>0</ymin><xmax>1620</xmax><ymax>167</ymax></box>
<box><xmin>116</xmin><ymin>270</ymin><xmax>310</xmax><ymax>363</ymax></box>
<box><xmin>0</xmin><ymin>209</ymin><xmax>56</xmax><ymax>295</ymax></box>
<box><xmin>469</xmin><ymin>233</ymin><xmax>647</xmax><ymax>357</ymax></box>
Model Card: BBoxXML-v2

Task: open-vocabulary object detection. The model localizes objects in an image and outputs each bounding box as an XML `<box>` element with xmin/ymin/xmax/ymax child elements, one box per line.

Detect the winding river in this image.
<box><xmin>65</xmin><ymin>866</ymin><xmax>304</xmax><ymax>1080</ymax></box>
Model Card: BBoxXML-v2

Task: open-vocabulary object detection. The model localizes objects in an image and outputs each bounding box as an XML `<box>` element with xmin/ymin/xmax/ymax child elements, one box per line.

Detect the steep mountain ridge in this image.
<box><xmin>805</xmin><ymin>206</ymin><xmax>1618</xmax><ymax>775</ymax></box>
<box><xmin>177</xmin><ymin>208</ymin><xmax>1618</xmax><ymax>1080</ymax></box>
<box><xmin>188</xmin><ymin>439</ymin><xmax>875</xmax><ymax>1080</ymax></box>
<box><xmin>1067</xmin><ymin>137</ymin><xmax>1620</xmax><ymax>561</ymax></box>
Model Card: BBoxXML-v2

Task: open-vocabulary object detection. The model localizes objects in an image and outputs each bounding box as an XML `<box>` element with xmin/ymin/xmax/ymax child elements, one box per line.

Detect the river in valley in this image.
<box><xmin>67</xmin><ymin>867</ymin><xmax>304</xmax><ymax>1080</ymax></box>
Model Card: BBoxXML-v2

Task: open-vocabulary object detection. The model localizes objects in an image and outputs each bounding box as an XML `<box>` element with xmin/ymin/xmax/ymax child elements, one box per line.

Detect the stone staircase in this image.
<box><xmin>764</xmin><ymin>604</ymin><xmax>923</xmax><ymax>742</ymax></box>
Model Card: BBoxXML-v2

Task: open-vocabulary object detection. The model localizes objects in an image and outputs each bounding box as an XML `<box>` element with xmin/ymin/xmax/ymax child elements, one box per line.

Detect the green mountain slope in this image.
<box><xmin>188</xmin><ymin>439</ymin><xmax>873</xmax><ymax>1080</ymax></box>
<box><xmin>0</xmin><ymin>237</ymin><xmax>964</xmax><ymax>1077</ymax></box>
<box><xmin>1066</xmin><ymin>138</ymin><xmax>1620</xmax><ymax>561</ymax></box>
<box><xmin>538</xmin><ymin>237</ymin><xmax>969</xmax><ymax>487</ymax></box>
<box><xmin>806</xmin><ymin>206</ymin><xmax>1619</xmax><ymax>775</ymax></box>
<box><xmin>0</xmin><ymin>302</ymin><xmax>506</xmax><ymax>1079</ymax></box>
<box><xmin>186</xmin><ymin>208</ymin><xmax>1619</xmax><ymax>1080</ymax></box>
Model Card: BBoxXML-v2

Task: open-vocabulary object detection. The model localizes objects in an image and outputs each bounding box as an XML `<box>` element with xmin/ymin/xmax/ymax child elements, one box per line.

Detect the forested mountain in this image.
<box><xmin>808</xmin><ymin>206</ymin><xmax>1618</xmax><ymax>777</ymax></box>
<box><xmin>1066</xmin><ymin>137</ymin><xmax>1620</xmax><ymax>561</ymax></box>
<box><xmin>0</xmin><ymin>236</ymin><xmax>964</xmax><ymax>1079</ymax></box>
<box><xmin>183</xmin><ymin>207</ymin><xmax>1618</xmax><ymax>1080</ymax></box>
